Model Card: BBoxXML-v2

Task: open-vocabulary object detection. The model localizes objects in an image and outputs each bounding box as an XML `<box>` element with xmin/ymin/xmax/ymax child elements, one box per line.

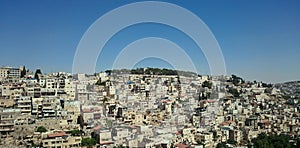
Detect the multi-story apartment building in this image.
<box><xmin>14</xmin><ymin>96</ymin><xmax>32</xmax><ymax>115</ymax></box>
<box><xmin>8</xmin><ymin>68</ymin><xmax>21</xmax><ymax>78</ymax></box>
<box><xmin>64</xmin><ymin>79</ymin><xmax>75</xmax><ymax>100</ymax></box>
<box><xmin>1</xmin><ymin>85</ymin><xmax>12</xmax><ymax>96</ymax></box>
<box><xmin>0</xmin><ymin>109</ymin><xmax>21</xmax><ymax>138</ymax></box>
<box><xmin>0</xmin><ymin>68</ymin><xmax>9</xmax><ymax>79</ymax></box>
<box><xmin>0</xmin><ymin>67</ymin><xmax>21</xmax><ymax>79</ymax></box>
<box><xmin>25</xmin><ymin>86</ymin><xmax>41</xmax><ymax>98</ymax></box>
<box><xmin>42</xmin><ymin>96</ymin><xmax>61</xmax><ymax>118</ymax></box>
<box><xmin>0</xmin><ymin>96</ymin><xmax>14</xmax><ymax>107</ymax></box>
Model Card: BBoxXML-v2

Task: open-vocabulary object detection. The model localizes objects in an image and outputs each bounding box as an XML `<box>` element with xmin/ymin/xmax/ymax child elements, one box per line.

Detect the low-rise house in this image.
<box><xmin>42</xmin><ymin>131</ymin><xmax>81</xmax><ymax>148</ymax></box>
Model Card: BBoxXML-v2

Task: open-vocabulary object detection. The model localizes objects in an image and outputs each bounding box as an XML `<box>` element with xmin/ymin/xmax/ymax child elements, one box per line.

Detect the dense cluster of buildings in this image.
<box><xmin>0</xmin><ymin>66</ymin><xmax>299</xmax><ymax>147</ymax></box>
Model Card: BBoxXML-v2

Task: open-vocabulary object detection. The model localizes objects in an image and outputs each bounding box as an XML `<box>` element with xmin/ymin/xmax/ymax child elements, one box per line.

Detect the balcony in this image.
<box><xmin>16</xmin><ymin>100</ymin><xmax>31</xmax><ymax>103</ymax></box>
<box><xmin>43</xmin><ymin>110</ymin><xmax>55</xmax><ymax>113</ymax></box>
<box><xmin>0</xmin><ymin>117</ymin><xmax>14</xmax><ymax>120</ymax></box>
<box><xmin>0</xmin><ymin>127</ymin><xmax>14</xmax><ymax>132</ymax></box>
<box><xmin>42</xmin><ymin>106</ymin><xmax>53</xmax><ymax>110</ymax></box>
<box><xmin>21</xmin><ymin>109</ymin><xmax>31</xmax><ymax>113</ymax></box>
<box><xmin>17</xmin><ymin>105</ymin><xmax>31</xmax><ymax>108</ymax></box>
<box><xmin>0</xmin><ymin>122</ymin><xmax>14</xmax><ymax>126</ymax></box>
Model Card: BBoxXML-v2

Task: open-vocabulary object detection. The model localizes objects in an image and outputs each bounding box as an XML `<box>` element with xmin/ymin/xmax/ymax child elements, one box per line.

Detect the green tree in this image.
<box><xmin>296</xmin><ymin>138</ymin><xmax>300</xmax><ymax>147</ymax></box>
<box><xmin>95</xmin><ymin>78</ymin><xmax>106</xmax><ymax>86</ymax></box>
<box><xmin>217</xmin><ymin>142</ymin><xmax>229</xmax><ymax>148</ymax></box>
<box><xmin>91</xmin><ymin>132</ymin><xmax>100</xmax><ymax>143</ymax></box>
<box><xmin>228</xmin><ymin>88</ymin><xmax>240</xmax><ymax>97</ymax></box>
<box><xmin>227</xmin><ymin>139</ymin><xmax>237</xmax><ymax>145</ymax></box>
<box><xmin>231</xmin><ymin>74</ymin><xmax>244</xmax><ymax>85</ymax></box>
<box><xmin>196</xmin><ymin>140</ymin><xmax>205</xmax><ymax>147</ymax></box>
<box><xmin>36</xmin><ymin>126</ymin><xmax>47</xmax><ymax>133</ymax></box>
<box><xmin>69</xmin><ymin>129</ymin><xmax>82</xmax><ymax>136</ymax></box>
<box><xmin>202</xmin><ymin>80</ymin><xmax>212</xmax><ymax>89</ymax></box>
<box><xmin>81</xmin><ymin>137</ymin><xmax>96</xmax><ymax>148</ymax></box>
<box><xmin>20</xmin><ymin>66</ymin><xmax>26</xmax><ymax>78</ymax></box>
<box><xmin>105</xmin><ymin>70</ymin><xmax>112</xmax><ymax>75</ymax></box>
<box><xmin>34</xmin><ymin>69</ymin><xmax>42</xmax><ymax>81</ymax></box>
<box><xmin>251</xmin><ymin>133</ymin><xmax>294</xmax><ymax>148</ymax></box>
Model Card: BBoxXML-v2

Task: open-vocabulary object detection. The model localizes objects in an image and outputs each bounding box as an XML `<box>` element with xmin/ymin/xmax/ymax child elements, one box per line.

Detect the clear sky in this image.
<box><xmin>0</xmin><ymin>0</ymin><xmax>300</xmax><ymax>83</ymax></box>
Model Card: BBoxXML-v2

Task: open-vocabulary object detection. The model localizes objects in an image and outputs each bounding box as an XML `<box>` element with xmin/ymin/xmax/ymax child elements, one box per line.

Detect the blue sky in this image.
<box><xmin>0</xmin><ymin>0</ymin><xmax>300</xmax><ymax>83</ymax></box>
